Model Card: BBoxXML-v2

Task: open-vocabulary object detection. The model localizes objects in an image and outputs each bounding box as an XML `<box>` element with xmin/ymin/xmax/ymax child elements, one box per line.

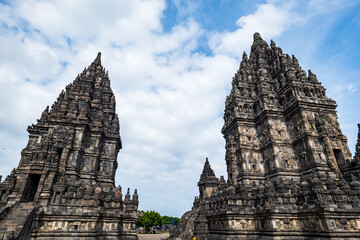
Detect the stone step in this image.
<box><xmin>0</xmin><ymin>202</ymin><xmax>37</xmax><ymax>237</ymax></box>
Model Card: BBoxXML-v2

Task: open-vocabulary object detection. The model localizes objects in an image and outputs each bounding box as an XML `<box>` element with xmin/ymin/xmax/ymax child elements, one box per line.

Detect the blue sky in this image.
<box><xmin>0</xmin><ymin>0</ymin><xmax>360</xmax><ymax>217</ymax></box>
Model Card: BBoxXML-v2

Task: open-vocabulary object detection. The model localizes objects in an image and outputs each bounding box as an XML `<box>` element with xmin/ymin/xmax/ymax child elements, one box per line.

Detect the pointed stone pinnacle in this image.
<box><xmin>250</xmin><ymin>32</ymin><xmax>269</xmax><ymax>56</ymax></box>
<box><xmin>201</xmin><ymin>157</ymin><xmax>216</xmax><ymax>179</ymax></box>
<box><xmin>253</xmin><ymin>32</ymin><xmax>262</xmax><ymax>41</ymax></box>
<box><xmin>91</xmin><ymin>52</ymin><xmax>102</xmax><ymax>67</ymax></box>
<box><xmin>96</xmin><ymin>52</ymin><xmax>101</xmax><ymax>61</ymax></box>
<box><xmin>242</xmin><ymin>51</ymin><xmax>248</xmax><ymax>60</ymax></box>
<box><xmin>354</xmin><ymin>124</ymin><xmax>360</xmax><ymax>161</ymax></box>
<box><xmin>270</xmin><ymin>39</ymin><xmax>276</xmax><ymax>48</ymax></box>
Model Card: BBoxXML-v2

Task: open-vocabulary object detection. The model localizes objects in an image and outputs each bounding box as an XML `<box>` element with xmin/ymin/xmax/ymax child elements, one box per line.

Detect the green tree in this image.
<box><xmin>162</xmin><ymin>215</ymin><xmax>180</xmax><ymax>226</ymax></box>
<box><xmin>137</xmin><ymin>210</ymin><xmax>164</xmax><ymax>233</ymax></box>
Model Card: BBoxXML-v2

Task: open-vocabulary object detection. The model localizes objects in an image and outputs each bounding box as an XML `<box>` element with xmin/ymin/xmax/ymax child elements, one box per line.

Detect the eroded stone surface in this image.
<box><xmin>173</xmin><ymin>33</ymin><xmax>360</xmax><ymax>240</ymax></box>
<box><xmin>0</xmin><ymin>53</ymin><xmax>138</xmax><ymax>239</ymax></box>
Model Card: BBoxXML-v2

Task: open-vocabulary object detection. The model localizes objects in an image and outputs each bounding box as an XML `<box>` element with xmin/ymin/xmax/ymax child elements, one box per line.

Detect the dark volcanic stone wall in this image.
<box><xmin>0</xmin><ymin>53</ymin><xmax>139</xmax><ymax>240</ymax></box>
<box><xmin>174</xmin><ymin>33</ymin><xmax>360</xmax><ymax>240</ymax></box>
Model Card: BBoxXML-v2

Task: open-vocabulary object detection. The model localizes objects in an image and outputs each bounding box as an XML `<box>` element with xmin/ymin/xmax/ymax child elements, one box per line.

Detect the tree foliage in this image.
<box><xmin>162</xmin><ymin>215</ymin><xmax>180</xmax><ymax>226</ymax></box>
<box><xmin>137</xmin><ymin>210</ymin><xmax>164</xmax><ymax>230</ymax></box>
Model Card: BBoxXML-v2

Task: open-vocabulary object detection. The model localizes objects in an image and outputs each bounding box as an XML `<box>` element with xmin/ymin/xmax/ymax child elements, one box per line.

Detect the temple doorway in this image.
<box><xmin>21</xmin><ymin>174</ymin><xmax>41</xmax><ymax>202</ymax></box>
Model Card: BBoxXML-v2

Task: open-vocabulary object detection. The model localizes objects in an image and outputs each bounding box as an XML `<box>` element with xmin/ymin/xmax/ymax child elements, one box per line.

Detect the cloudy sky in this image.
<box><xmin>1</xmin><ymin>0</ymin><xmax>360</xmax><ymax>217</ymax></box>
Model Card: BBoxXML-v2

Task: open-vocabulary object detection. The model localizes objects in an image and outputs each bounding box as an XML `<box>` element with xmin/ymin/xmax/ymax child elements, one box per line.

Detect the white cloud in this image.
<box><xmin>173</xmin><ymin>0</ymin><xmax>199</xmax><ymax>19</ymax></box>
<box><xmin>209</xmin><ymin>2</ymin><xmax>295</xmax><ymax>58</ymax></box>
<box><xmin>16</xmin><ymin>0</ymin><xmax>164</xmax><ymax>41</ymax></box>
<box><xmin>331</xmin><ymin>82</ymin><xmax>358</xmax><ymax>98</ymax></box>
<box><xmin>347</xmin><ymin>83</ymin><xmax>358</xmax><ymax>93</ymax></box>
<box><xmin>307</xmin><ymin>0</ymin><xmax>356</xmax><ymax>15</ymax></box>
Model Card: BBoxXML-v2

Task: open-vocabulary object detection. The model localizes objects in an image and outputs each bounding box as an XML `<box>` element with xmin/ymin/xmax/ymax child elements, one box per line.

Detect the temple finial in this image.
<box><xmin>270</xmin><ymin>40</ymin><xmax>276</xmax><ymax>49</ymax></box>
<box><xmin>354</xmin><ymin>124</ymin><xmax>360</xmax><ymax>162</ymax></box>
<box><xmin>96</xmin><ymin>52</ymin><xmax>101</xmax><ymax>61</ymax></box>
<box><xmin>201</xmin><ymin>157</ymin><xmax>215</xmax><ymax>179</ymax></box>
<box><xmin>90</xmin><ymin>52</ymin><xmax>102</xmax><ymax>67</ymax></box>
<box><xmin>253</xmin><ymin>32</ymin><xmax>262</xmax><ymax>41</ymax></box>
<box><xmin>308</xmin><ymin>70</ymin><xmax>318</xmax><ymax>82</ymax></box>
<box><xmin>242</xmin><ymin>51</ymin><xmax>248</xmax><ymax>60</ymax></box>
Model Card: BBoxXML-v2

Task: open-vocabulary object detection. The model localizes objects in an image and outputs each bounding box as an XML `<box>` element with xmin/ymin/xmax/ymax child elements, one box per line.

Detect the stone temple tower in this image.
<box><xmin>222</xmin><ymin>32</ymin><xmax>353</xmax><ymax>186</ymax></box>
<box><xmin>174</xmin><ymin>33</ymin><xmax>360</xmax><ymax>240</ymax></box>
<box><xmin>0</xmin><ymin>53</ymin><xmax>139</xmax><ymax>239</ymax></box>
<box><xmin>198</xmin><ymin>158</ymin><xmax>219</xmax><ymax>200</ymax></box>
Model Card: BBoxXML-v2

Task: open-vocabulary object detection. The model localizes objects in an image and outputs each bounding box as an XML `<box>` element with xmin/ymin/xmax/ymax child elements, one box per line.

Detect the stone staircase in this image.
<box><xmin>0</xmin><ymin>202</ymin><xmax>38</xmax><ymax>239</ymax></box>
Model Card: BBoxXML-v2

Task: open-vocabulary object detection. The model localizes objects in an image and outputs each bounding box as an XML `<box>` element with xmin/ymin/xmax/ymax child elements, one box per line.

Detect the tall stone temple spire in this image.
<box><xmin>222</xmin><ymin>32</ymin><xmax>351</xmax><ymax>185</ymax></box>
<box><xmin>0</xmin><ymin>53</ymin><xmax>139</xmax><ymax>239</ymax></box>
<box><xmin>198</xmin><ymin>158</ymin><xmax>219</xmax><ymax>199</ymax></box>
<box><xmin>174</xmin><ymin>33</ymin><xmax>360</xmax><ymax>240</ymax></box>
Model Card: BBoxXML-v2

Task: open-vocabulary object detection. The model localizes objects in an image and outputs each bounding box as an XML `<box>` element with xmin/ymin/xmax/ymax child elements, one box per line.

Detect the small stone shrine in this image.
<box><xmin>0</xmin><ymin>53</ymin><xmax>139</xmax><ymax>239</ymax></box>
<box><xmin>174</xmin><ymin>33</ymin><xmax>360</xmax><ymax>239</ymax></box>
